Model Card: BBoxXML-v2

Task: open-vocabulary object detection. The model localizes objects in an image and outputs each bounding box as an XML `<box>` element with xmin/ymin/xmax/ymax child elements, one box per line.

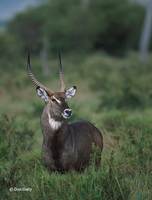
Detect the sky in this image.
<box><xmin>0</xmin><ymin>0</ymin><xmax>39</xmax><ymax>21</ymax></box>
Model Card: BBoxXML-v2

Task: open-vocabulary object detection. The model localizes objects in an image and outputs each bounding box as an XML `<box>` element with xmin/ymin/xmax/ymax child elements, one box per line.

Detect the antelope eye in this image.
<box><xmin>51</xmin><ymin>96</ymin><xmax>61</xmax><ymax>104</ymax></box>
<box><xmin>51</xmin><ymin>97</ymin><xmax>56</xmax><ymax>102</ymax></box>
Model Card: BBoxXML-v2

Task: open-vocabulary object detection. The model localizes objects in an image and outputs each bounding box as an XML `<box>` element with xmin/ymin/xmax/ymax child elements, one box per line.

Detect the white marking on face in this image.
<box><xmin>62</xmin><ymin>109</ymin><xmax>72</xmax><ymax>119</ymax></box>
<box><xmin>52</xmin><ymin>96</ymin><xmax>61</xmax><ymax>104</ymax></box>
<box><xmin>62</xmin><ymin>113</ymin><xmax>68</xmax><ymax>119</ymax></box>
<box><xmin>48</xmin><ymin>112</ymin><xmax>62</xmax><ymax>130</ymax></box>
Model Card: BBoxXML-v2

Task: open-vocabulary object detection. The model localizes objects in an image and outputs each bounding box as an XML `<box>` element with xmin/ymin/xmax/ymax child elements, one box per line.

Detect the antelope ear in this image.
<box><xmin>65</xmin><ymin>86</ymin><xmax>77</xmax><ymax>99</ymax></box>
<box><xmin>36</xmin><ymin>87</ymin><xmax>49</xmax><ymax>102</ymax></box>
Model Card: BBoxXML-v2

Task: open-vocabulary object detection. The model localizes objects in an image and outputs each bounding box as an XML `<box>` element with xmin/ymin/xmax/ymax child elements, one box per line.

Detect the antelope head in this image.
<box><xmin>27</xmin><ymin>52</ymin><xmax>77</xmax><ymax>122</ymax></box>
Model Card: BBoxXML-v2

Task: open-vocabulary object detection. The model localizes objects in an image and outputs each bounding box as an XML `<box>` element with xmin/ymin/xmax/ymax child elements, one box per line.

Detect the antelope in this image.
<box><xmin>27</xmin><ymin>52</ymin><xmax>103</xmax><ymax>172</ymax></box>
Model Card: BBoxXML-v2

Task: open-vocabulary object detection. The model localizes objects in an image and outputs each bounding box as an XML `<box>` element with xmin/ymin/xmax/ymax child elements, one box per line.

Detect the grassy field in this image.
<box><xmin>0</xmin><ymin>52</ymin><xmax>152</xmax><ymax>200</ymax></box>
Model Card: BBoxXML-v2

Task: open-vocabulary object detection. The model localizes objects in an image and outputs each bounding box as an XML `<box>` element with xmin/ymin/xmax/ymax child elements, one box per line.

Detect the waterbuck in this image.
<box><xmin>27</xmin><ymin>52</ymin><xmax>103</xmax><ymax>172</ymax></box>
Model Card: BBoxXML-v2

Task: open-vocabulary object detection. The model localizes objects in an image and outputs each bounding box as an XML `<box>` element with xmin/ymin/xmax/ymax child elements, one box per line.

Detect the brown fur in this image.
<box><xmin>41</xmin><ymin>100</ymin><xmax>103</xmax><ymax>172</ymax></box>
<box><xmin>27</xmin><ymin>53</ymin><xmax>103</xmax><ymax>171</ymax></box>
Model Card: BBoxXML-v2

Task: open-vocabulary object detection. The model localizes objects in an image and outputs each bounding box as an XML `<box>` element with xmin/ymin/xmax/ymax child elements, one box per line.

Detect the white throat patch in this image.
<box><xmin>48</xmin><ymin>113</ymin><xmax>62</xmax><ymax>130</ymax></box>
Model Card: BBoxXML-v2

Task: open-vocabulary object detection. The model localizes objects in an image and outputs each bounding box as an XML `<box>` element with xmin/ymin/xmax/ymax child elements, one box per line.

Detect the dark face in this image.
<box><xmin>36</xmin><ymin>86</ymin><xmax>77</xmax><ymax>121</ymax></box>
<box><xmin>48</xmin><ymin>93</ymin><xmax>72</xmax><ymax>121</ymax></box>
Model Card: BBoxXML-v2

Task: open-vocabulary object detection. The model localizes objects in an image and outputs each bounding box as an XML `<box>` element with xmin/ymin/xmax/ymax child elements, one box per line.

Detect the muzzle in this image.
<box><xmin>62</xmin><ymin>109</ymin><xmax>72</xmax><ymax>119</ymax></box>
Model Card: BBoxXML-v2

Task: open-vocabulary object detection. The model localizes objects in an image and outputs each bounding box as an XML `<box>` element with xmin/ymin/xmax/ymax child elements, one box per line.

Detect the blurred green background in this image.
<box><xmin>0</xmin><ymin>0</ymin><xmax>152</xmax><ymax>199</ymax></box>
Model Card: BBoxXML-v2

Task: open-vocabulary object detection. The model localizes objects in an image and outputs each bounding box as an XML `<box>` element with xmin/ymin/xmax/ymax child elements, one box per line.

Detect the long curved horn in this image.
<box><xmin>27</xmin><ymin>51</ymin><xmax>53</xmax><ymax>95</ymax></box>
<box><xmin>58</xmin><ymin>51</ymin><xmax>66</xmax><ymax>92</ymax></box>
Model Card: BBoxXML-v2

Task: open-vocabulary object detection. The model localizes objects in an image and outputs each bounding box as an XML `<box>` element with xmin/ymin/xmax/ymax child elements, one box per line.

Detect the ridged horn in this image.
<box><xmin>58</xmin><ymin>51</ymin><xmax>66</xmax><ymax>92</ymax></box>
<box><xmin>27</xmin><ymin>51</ymin><xmax>53</xmax><ymax>95</ymax></box>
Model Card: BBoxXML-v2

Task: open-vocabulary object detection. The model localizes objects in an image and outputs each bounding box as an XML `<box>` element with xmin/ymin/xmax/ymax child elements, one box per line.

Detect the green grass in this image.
<box><xmin>0</xmin><ymin>53</ymin><xmax>152</xmax><ymax>199</ymax></box>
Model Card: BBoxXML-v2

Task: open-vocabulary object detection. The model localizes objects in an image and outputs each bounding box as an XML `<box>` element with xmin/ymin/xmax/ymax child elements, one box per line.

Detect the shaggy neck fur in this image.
<box><xmin>47</xmin><ymin>112</ymin><xmax>62</xmax><ymax>131</ymax></box>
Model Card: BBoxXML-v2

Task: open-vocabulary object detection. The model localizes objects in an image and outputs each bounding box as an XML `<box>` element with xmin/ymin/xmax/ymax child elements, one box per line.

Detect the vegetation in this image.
<box><xmin>0</xmin><ymin>0</ymin><xmax>152</xmax><ymax>199</ymax></box>
<box><xmin>0</xmin><ymin>52</ymin><xmax>152</xmax><ymax>199</ymax></box>
<box><xmin>7</xmin><ymin>0</ymin><xmax>144</xmax><ymax>55</ymax></box>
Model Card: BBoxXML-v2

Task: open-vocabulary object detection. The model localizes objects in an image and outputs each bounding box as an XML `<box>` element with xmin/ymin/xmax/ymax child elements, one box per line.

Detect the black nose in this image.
<box><xmin>64</xmin><ymin>109</ymin><xmax>72</xmax><ymax>116</ymax></box>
